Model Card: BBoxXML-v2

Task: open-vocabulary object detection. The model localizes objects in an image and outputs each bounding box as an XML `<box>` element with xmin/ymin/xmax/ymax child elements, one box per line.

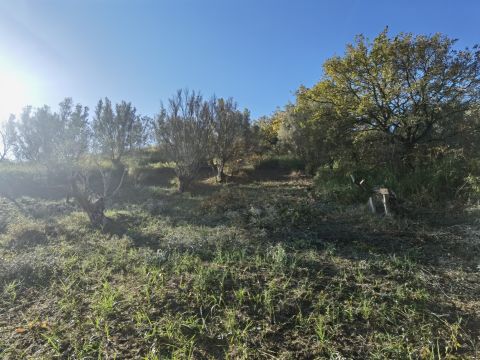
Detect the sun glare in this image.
<box><xmin>0</xmin><ymin>65</ymin><xmax>34</xmax><ymax>121</ymax></box>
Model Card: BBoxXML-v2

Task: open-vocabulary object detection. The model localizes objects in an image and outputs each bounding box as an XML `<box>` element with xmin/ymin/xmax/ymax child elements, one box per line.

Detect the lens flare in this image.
<box><xmin>0</xmin><ymin>63</ymin><xmax>36</xmax><ymax>121</ymax></box>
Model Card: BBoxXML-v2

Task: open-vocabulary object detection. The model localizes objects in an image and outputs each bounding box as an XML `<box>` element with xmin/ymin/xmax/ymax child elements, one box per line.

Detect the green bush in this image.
<box><xmin>254</xmin><ymin>155</ymin><xmax>305</xmax><ymax>172</ymax></box>
<box><xmin>314</xmin><ymin>150</ymin><xmax>479</xmax><ymax>209</ymax></box>
<box><xmin>314</xmin><ymin>167</ymin><xmax>367</xmax><ymax>205</ymax></box>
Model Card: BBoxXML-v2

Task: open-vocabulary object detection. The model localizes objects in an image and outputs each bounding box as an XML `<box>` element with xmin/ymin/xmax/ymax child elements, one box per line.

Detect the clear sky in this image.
<box><xmin>0</xmin><ymin>0</ymin><xmax>479</xmax><ymax>122</ymax></box>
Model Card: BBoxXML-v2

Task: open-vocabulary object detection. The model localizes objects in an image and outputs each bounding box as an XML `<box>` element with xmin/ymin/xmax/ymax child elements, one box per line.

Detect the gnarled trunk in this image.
<box><xmin>72</xmin><ymin>189</ymin><xmax>107</xmax><ymax>228</ymax></box>
<box><xmin>216</xmin><ymin>162</ymin><xmax>226</xmax><ymax>183</ymax></box>
<box><xmin>86</xmin><ymin>198</ymin><xmax>107</xmax><ymax>228</ymax></box>
<box><xmin>70</xmin><ymin>174</ymin><xmax>107</xmax><ymax>228</ymax></box>
<box><xmin>178</xmin><ymin>175</ymin><xmax>192</xmax><ymax>193</ymax></box>
<box><xmin>69</xmin><ymin>165</ymin><xmax>127</xmax><ymax>231</ymax></box>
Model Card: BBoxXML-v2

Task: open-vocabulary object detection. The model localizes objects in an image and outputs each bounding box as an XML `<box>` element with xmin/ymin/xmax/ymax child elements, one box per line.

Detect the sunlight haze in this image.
<box><xmin>1</xmin><ymin>0</ymin><xmax>479</xmax><ymax>121</ymax></box>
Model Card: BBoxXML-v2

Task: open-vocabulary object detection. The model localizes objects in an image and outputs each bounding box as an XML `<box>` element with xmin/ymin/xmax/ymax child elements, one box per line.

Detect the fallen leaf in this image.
<box><xmin>40</xmin><ymin>321</ymin><xmax>49</xmax><ymax>329</ymax></box>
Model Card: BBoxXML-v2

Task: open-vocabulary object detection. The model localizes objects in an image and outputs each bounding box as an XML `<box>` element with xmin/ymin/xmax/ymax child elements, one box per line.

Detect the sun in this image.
<box><xmin>0</xmin><ymin>64</ymin><xmax>34</xmax><ymax>122</ymax></box>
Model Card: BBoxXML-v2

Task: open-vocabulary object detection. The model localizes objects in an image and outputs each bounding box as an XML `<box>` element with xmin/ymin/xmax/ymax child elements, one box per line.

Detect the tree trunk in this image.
<box><xmin>71</xmin><ymin>175</ymin><xmax>107</xmax><ymax>228</ymax></box>
<box><xmin>400</xmin><ymin>141</ymin><xmax>417</xmax><ymax>172</ymax></box>
<box><xmin>216</xmin><ymin>162</ymin><xmax>226</xmax><ymax>183</ymax></box>
<box><xmin>112</xmin><ymin>158</ymin><xmax>125</xmax><ymax>171</ymax></box>
<box><xmin>87</xmin><ymin>198</ymin><xmax>107</xmax><ymax>228</ymax></box>
<box><xmin>178</xmin><ymin>176</ymin><xmax>191</xmax><ymax>192</ymax></box>
<box><xmin>74</xmin><ymin>194</ymin><xmax>107</xmax><ymax>228</ymax></box>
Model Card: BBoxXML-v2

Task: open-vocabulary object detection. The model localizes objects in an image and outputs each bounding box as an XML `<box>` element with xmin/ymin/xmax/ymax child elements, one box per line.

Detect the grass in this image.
<box><xmin>0</xmin><ymin>170</ymin><xmax>479</xmax><ymax>358</ymax></box>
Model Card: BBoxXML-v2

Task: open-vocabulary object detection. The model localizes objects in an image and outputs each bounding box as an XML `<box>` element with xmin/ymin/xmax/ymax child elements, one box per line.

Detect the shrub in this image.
<box><xmin>314</xmin><ymin>149</ymin><xmax>479</xmax><ymax>210</ymax></box>
<box><xmin>254</xmin><ymin>155</ymin><xmax>305</xmax><ymax>172</ymax></box>
<box><xmin>314</xmin><ymin>167</ymin><xmax>367</xmax><ymax>205</ymax></box>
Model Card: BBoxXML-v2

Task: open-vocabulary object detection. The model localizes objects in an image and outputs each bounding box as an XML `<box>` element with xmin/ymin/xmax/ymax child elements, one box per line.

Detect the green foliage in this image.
<box><xmin>254</xmin><ymin>114</ymin><xmax>282</xmax><ymax>150</ymax></box>
<box><xmin>154</xmin><ymin>89</ymin><xmax>212</xmax><ymax>192</ymax></box>
<box><xmin>317</xmin><ymin>29</ymin><xmax>480</xmax><ymax>151</ymax></box>
<box><xmin>314</xmin><ymin>147</ymin><xmax>476</xmax><ymax>208</ymax></box>
<box><xmin>314</xmin><ymin>167</ymin><xmax>367</xmax><ymax>205</ymax></box>
<box><xmin>8</xmin><ymin>99</ymin><xmax>90</xmax><ymax>165</ymax></box>
<box><xmin>210</xmin><ymin>98</ymin><xmax>250</xmax><ymax>182</ymax></box>
<box><xmin>92</xmin><ymin>98</ymin><xmax>148</xmax><ymax>163</ymax></box>
<box><xmin>254</xmin><ymin>155</ymin><xmax>305</xmax><ymax>172</ymax></box>
<box><xmin>0</xmin><ymin>115</ymin><xmax>15</xmax><ymax>161</ymax></box>
<box><xmin>275</xmin><ymin>29</ymin><xmax>480</xmax><ymax>205</ymax></box>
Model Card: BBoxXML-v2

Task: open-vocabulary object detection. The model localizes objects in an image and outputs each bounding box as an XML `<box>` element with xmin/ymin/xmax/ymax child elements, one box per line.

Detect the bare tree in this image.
<box><xmin>210</xmin><ymin>98</ymin><xmax>249</xmax><ymax>182</ymax></box>
<box><xmin>154</xmin><ymin>89</ymin><xmax>212</xmax><ymax>192</ymax></box>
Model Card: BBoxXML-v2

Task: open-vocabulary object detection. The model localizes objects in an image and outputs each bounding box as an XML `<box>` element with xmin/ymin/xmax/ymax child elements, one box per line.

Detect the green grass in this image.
<box><xmin>0</xmin><ymin>173</ymin><xmax>479</xmax><ymax>359</ymax></box>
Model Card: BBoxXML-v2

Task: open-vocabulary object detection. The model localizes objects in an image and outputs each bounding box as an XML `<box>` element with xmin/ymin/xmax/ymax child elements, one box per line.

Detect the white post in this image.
<box><xmin>368</xmin><ymin>197</ymin><xmax>376</xmax><ymax>213</ymax></box>
<box><xmin>382</xmin><ymin>194</ymin><xmax>389</xmax><ymax>216</ymax></box>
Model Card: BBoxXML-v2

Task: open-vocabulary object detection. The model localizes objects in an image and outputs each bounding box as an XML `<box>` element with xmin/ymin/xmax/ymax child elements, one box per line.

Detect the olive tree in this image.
<box><xmin>11</xmin><ymin>105</ymin><xmax>63</xmax><ymax>163</ymax></box>
<box><xmin>69</xmin><ymin>165</ymin><xmax>127</xmax><ymax>230</ymax></box>
<box><xmin>154</xmin><ymin>89</ymin><xmax>212</xmax><ymax>192</ymax></box>
<box><xmin>9</xmin><ymin>99</ymin><xmax>90</xmax><ymax>165</ymax></box>
<box><xmin>210</xmin><ymin>97</ymin><xmax>249</xmax><ymax>182</ymax></box>
<box><xmin>58</xmin><ymin>98</ymin><xmax>90</xmax><ymax>162</ymax></box>
<box><xmin>0</xmin><ymin>115</ymin><xmax>15</xmax><ymax>161</ymax></box>
<box><xmin>92</xmin><ymin>98</ymin><xmax>145</xmax><ymax>165</ymax></box>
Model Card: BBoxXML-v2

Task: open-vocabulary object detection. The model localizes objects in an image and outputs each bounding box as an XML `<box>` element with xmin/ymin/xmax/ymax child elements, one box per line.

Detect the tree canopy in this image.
<box><xmin>303</xmin><ymin>30</ymin><xmax>480</xmax><ymax>162</ymax></box>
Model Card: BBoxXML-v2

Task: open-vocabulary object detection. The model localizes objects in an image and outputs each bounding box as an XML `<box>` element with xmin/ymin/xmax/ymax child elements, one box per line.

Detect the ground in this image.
<box><xmin>0</xmin><ymin>170</ymin><xmax>479</xmax><ymax>359</ymax></box>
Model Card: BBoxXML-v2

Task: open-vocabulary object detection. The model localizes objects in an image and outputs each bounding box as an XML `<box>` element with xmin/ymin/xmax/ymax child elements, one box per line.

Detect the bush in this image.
<box><xmin>254</xmin><ymin>155</ymin><xmax>305</xmax><ymax>172</ymax></box>
<box><xmin>314</xmin><ymin>167</ymin><xmax>367</xmax><ymax>205</ymax></box>
<box><xmin>314</xmin><ymin>150</ymin><xmax>479</xmax><ymax>210</ymax></box>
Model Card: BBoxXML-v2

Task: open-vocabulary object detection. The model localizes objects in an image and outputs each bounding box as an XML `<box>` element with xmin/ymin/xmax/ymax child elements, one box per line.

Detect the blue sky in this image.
<box><xmin>0</xmin><ymin>0</ymin><xmax>479</xmax><ymax>121</ymax></box>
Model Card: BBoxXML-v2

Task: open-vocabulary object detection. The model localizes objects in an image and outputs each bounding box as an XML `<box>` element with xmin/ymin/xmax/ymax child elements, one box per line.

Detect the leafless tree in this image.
<box><xmin>154</xmin><ymin>89</ymin><xmax>212</xmax><ymax>192</ymax></box>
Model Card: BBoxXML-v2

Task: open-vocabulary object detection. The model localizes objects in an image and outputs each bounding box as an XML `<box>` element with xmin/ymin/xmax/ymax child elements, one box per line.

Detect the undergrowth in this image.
<box><xmin>0</xmin><ymin>176</ymin><xmax>479</xmax><ymax>359</ymax></box>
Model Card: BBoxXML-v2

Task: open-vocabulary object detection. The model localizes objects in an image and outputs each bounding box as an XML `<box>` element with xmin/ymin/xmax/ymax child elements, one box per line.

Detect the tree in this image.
<box><xmin>12</xmin><ymin>105</ymin><xmax>63</xmax><ymax>163</ymax></box>
<box><xmin>130</xmin><ymin>115</ymin><xmax>153</xmax><ymax>150</ymax></box>
<box><xmin>0</xmin><ymin>115</ymin><xmax>15</xmax><ymax>161</ymax></box>
<box><xmin>58</xmin><ymin>98</ymin><xmax>90</xmax><ymax>163</ymax></box>
<box><xmin>304</xmin><ymin>29</ymin><xmax>480</xmax><ymax>169</ymax></box>
<box><xmin>10</xmin><ymin>99</ymin><xmax>90</xmax><ymax>167</ymax></box>
<box><xmin>210</xmin><ymin>97</ymin><xmax>249</xmax><ymax>182</ymax></box>
<box><xmin>255</xmin><ymin>113</ymin><xmax>282</xmax><ymax>151</ymax></box>
<box><xmin>154</xmin><ymin>89</ymin><xmax>212</xmax><ymax>192</ymax></box>
<box><xmin>92</xmin><ymin>98</ymin><xmax>145</xmax><ymax>165</ymax></box>
<box><xmin>277</xmin><ymin>103</ymin><xmax>325</xmax><ymax>173</ymax></box>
